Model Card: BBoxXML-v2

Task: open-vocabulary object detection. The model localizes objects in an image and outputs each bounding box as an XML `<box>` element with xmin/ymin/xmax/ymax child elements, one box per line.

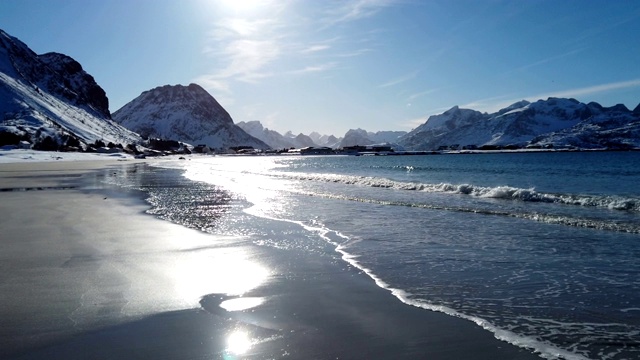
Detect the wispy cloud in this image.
<box><xmin>509</xmin><ymin>48</ymin><xmax>585</xmax><ymax>73</ymax></box>
<box><xmin>407</xmin><ymin>89</ymin><xmax>435</xmax><ymax>102</ymax></box>
<box><xmin>327</xmin><ymin>0</ymin><xmax>398</xmax><ymax>24</ymax></box>
<box><xmin>541</xmin><ymin>79</ymin><xmax>640</xmax><ymax>99</ymax></box>
<box><xmin>289</xmin><ymin>62</ymin><xmax>338</xmax><ymax>75</ymax></box>
<box><xmin>378</xmin><ymin>70</ymin><xmax>419</xmax><ymax>88</ymax></box>
<box><xmin>336</xmin><ymin>48</ymin><xmax>374</xmax><ymax>58</ymax></box>
<box><xmin>301</xmin><ymin>44</ymin><xmax>331</xmax><ymax>54</ymax></box>
<box><xmin>197</xmin><ymin>5</ymin><xmax>284</xmax><ymax>95</ymax></box>
<box><xmin>196</xmin><ymin>1</ymin><xmax>396</xmax><ymax>98</ymax></box>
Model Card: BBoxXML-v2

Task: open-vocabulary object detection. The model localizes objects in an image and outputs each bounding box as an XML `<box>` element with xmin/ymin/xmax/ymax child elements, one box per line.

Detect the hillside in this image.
<box><xmin>0</xmin><ymin>29</ymin><xmax>141</xmax><ymax>149</ymax></box>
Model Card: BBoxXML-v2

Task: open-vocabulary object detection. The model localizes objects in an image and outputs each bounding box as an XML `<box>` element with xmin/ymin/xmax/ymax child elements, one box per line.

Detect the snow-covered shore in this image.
<box><xmin>0</xmin><ymin>149</ymin><xmax>135</xmax><ymax>163</ymax></box>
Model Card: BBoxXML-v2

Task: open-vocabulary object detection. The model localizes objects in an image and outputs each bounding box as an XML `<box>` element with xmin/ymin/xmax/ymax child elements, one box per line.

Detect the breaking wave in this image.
<box><xmin>277</xmin><ymin>172</ymin><xmax>640</xmax><ymax>212</ymax></box>
<box><xmin>290</xmin><ymin>190</ymin><xmax>640</xmax><ymax>234</ymax></box>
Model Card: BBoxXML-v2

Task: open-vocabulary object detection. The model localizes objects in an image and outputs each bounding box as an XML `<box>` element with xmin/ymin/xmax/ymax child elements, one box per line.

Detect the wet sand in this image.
<box><xmin>0</xmin><ymin>160</ymin><xmax>542</xmax><ymax>359</ymax></box>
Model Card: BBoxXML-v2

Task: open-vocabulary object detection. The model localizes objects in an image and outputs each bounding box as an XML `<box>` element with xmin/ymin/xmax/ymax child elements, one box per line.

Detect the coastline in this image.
<box><xmin>0</xmin><ymin>160</ymin><xmax>542</xmax><ymax>359</ymax></box>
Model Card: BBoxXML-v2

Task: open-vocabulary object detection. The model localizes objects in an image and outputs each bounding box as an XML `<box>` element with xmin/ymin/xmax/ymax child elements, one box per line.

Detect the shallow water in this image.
<box><xmin>147</xmin><ymin>151</ymin><xmax>640</xmax><ymax>360</ymax></box>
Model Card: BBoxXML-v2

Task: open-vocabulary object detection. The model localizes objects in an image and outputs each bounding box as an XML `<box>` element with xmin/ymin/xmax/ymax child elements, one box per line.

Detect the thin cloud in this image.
<box><xmin>328</xmin><ymin>0</ymin><xmax>398</xmax><ymax>24</ymax></box>
<box><xmin>378</xmin><ymin>70</ymin><xmax>419</xmax><ymax>88</ymax></box>
<box><xmin>510</xmin><ymin>48</ymin><xmax>585</xmax><ymax>73</ymax></box>
<box><xmin>197</xmin><ymin>1</ymin><xmax>397</xmax><ymax>98</ymax></box>
<box><xmin>289</xmin><ymin>62</ymin><xmax>338</xmax><ymax>75</ymax></box>
<box><xmin>199</xmin><ymin>12</ymin><xmax>282</xmax><ymax>96</ymax></box>
<box><xmin>336</xmin><ymin>48</ymin><xmax>373</xmax><ymax>57</ymax></box>
<box><xmin>301</xmin><ymin>45</ymin><xmax>331</xmax><ymax>54</ymax></box>
<box><xmin>407</xmin><ymin>89</ymin><xmax>436</xmax><ymax>102</ymax></box>
<box><xmin>218</xmin><ymin>38</ymin><xmax>280</xmax><ymax>81</ymax></box>
<box><xmin>542</xmin><ymin>79</ymin><xmax>640</xmax><ymax>99</ymax></box>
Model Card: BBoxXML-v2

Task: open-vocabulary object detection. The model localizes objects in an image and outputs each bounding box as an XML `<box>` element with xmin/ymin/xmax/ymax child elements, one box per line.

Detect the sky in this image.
<box><xmin>1</xmin><ymin>0</ymin><xmax>640</xmax><ymax>136</ymax></box>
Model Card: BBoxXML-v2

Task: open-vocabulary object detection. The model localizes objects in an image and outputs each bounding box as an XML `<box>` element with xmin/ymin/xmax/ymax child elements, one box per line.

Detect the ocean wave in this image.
<box><xmin>289</xmin><ymin>190</ymin><xmax>640</xmax><ymax>234</ymax></box>
<box><xmin>279</xmin><ymin>172</ymin><xmax>640</xmax><ymax>212</ymax></box>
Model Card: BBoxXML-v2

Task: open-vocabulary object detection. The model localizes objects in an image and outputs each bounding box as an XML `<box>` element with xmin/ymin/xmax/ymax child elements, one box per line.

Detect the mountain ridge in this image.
<box><xmin>399</xmin><ymin>97</ymin><xmax>640</xmax><ymax>150</ymax></box>
<box><xmin>0</xmin><ymin>28</ymin><xmax>141</xmax><ymax>149</ymax></box>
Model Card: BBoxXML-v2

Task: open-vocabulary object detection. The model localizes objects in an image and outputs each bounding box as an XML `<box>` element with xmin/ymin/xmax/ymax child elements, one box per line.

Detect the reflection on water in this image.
<box><xmin>220</xmin><ymin>297</ymin><xmax>265</xmax><ymax>311</ymax></box>
<box><xmin>182</xmin><ymin>157</ymin><xmax>294</xmax><ymax>219</ymax></box>
<box><xmin>225</xmin><ymin>330</ymin><xmax>253</xmax><ymax>356</ymax></box>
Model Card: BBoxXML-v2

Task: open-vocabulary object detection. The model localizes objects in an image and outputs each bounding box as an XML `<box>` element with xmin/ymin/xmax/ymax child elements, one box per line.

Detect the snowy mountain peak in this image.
<box><xmin>113</xmin><ymin>83</ymin><xmax>268</xmax><ymax>150</ymax></box>
<box><xmin>0</xmin><ymin>28</ymin><xmax>141</xmax><ymax>148</ymax></box>
<box><xmin>399</xmin><ymin>97</ymin><xmax>640</xmax><ymax>150</ymax></box>
<box><xmin>496</xmin><ymin>100</ymin><xmax>531</xmax><ymax>115</ymax></box>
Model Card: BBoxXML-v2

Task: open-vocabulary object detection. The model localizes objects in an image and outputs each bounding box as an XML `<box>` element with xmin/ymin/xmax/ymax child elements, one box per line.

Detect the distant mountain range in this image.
<box><xmin>1</xmin><ymin>28</ymin><xmax>639</xmax><ymax>153</ymax></box>
<box><xmin>0</xmin><ymin>29</ymin><xmax>140</xmax><ymax>150</ymax></box>
<box><xmin>398</xmin><ymin>98</ymin><xmax>640</xmax><ymax>150</ymax></box>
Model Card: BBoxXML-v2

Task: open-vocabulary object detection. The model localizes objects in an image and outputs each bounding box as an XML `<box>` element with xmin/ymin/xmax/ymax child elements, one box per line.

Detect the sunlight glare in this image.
<box><xmin>226</xmin><ymin>330</ymin><xmax>252</xmax><ymax>355</ymax></box>
<box><xmin>218</xmin><ymin>0</ymin><xmax>266</xmax><ymax>13</ymax></box>
<box><xmin>220</xmin><ymin>296</ymin><xmax>265</xmax><ymax>311</ymax></box>
<box><xmin>174</xmin><ymin>248</ymin><xmax>270</xmax><ymax>303</ymax></box>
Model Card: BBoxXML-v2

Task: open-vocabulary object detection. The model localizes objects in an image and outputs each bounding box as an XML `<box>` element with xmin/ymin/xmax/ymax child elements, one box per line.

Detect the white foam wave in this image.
<box><xmin>278</xmin><ymin>172</ymin><xmax>640</xmax><ymax>212</ymax></box>
<box><xmin>304</xmin><ymin>219</ymin><xmax>590</xmax><ymax>360</ymax></box>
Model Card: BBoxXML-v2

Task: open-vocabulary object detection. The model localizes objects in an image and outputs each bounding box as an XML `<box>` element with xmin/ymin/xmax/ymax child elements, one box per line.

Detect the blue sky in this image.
<box><xmin>2</xmin><ymin>0</ymin><xmax>639</xmax><ymax>136</ymax></box>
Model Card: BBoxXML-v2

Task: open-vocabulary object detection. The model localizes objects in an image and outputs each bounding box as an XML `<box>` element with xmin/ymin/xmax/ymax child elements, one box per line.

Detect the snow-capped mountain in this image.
<box><xmin>338</xmin><ymin>129</ymin><xmax>375</xmax><ymax>147</ymax></box>
<box><xmin>113</xmin><ymin>84</ymin><xmax>268</xmax><ymax>151</ymax></box>
<box><xmin>0</xmin><ymin>29</ymin><xmax>141</xmax><ymax>148</ymax></box>
<box><xmin>338</xmin><ymin>129</ymin><xmax>407</xmax><ymax>148</ymax></box>
<box><xmin>237</xmin><ymin>121</ymin><xmax>348</xmax><ymax>149</ymax></box>
<box><xmin>319</xmin><ymin>134</ymin><xmax>341</xmax><ymax>148</ymax></box>
<box><xmin>237</xmin><ymin>121</ymin><xmax>297</xmax><ymax>149</ymax></box>
<box><xmin>399</xmin><ymin>98</ymin><xmax>640</xmax><ymax>150</ymax></box>
<box><xmin>289</xmin><ymin>132</ymin><xmax>317</xmax><ymax>148</ymax></box>
<box><xmin>529</xmin><ymin>102</ymin><xmax>640</xmax><ymax>149</ymax></box>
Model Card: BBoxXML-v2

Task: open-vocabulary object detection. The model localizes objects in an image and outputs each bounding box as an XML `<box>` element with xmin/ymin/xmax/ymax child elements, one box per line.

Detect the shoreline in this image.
<box><xmin>0</xmin><ymin>160</ymin><xmax>542</xmax><ymax>359</ymax></box>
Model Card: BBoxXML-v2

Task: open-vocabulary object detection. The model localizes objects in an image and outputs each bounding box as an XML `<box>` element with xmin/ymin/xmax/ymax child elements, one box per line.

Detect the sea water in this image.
<box><xmin>148</xmin><ymin>151</ymin><xmax>640</xmax><ymax>360</ymax></box>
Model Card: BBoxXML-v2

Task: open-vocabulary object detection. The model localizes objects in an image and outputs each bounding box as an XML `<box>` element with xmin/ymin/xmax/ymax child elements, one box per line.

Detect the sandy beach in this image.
<box><xmin>0</xmin><ymin>159</ymin><xmax>542</xmax><ymax>359</ymax></box>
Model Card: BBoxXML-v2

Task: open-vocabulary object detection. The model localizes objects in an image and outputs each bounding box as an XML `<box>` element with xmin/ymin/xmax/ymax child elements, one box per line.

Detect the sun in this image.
<box><xmin>218</xmin><ymin>0</ymin><xmax>266</xmax><ymax>13</ymax></box>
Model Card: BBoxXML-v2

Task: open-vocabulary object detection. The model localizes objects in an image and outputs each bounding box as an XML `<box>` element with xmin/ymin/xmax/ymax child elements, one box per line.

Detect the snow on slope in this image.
<box><xmin>113</xmin><ymin>84</ymin><xmax>269</xmax><ymax>151</ymax></box>
<box><xmin>399</xmin><ymin>98</ymin><xmax>640</xmax><ymax>150</ymax></box>
<box><xmin>0</xmin><ymin>29</ymin><xmax>141</xmax><ymax>147</ymax></box>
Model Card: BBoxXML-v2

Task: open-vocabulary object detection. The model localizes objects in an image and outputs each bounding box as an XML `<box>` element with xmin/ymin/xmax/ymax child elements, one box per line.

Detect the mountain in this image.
<box><xmin>399</xmin><ymin>98</ymin><xmax>640</xmax><ymax>150</ymax></box>
<box><xmin>369</xmin><ymin>130</ymin><xmax>407</xmax><ymax>144</ymax></box>
<box><xmin>320</xmin><ymin>134</ymin><xmax>341</xmax><ymax>148</ymax></box>
<box><xmin>0</xmin><ymin>29</ymin><xmax>141</xmax><ymax>149</ymax></box>
<box><xmin>291</xmin><ymin>133</ymin><xmax>317</xmax><ymax>148</ymax></box>
<box><xmin>338</xmin><ymin>129</ymin><xmax>407</xmax><ymax>148</ymax></box>
<box><xmin>338</xmin><ymin>128</ymin><xmax>374</xmax><ymax>147</ymax></box>
<box><xmin>529</xmin><ymin>102</ymin><xmax>640</xmax><ymax>149</ymax></box>
<box><xmin>282</xmin><ymin>131</ymin><xmax>319</xmax><ymax>148</ymax></box>
<box><xmin>237</xmin><ymin>121</ymin><xmax>296</xmax><ymax>149</ymax></box>
<box><xmin>113</xmin><ymin>84</ymin><xmax>268</xmax><ymax>151</ymax></box>
<box><xmin>308</xmin><ymin>132</ymin><xmax>342</xmax><ymax>147</ymax></box>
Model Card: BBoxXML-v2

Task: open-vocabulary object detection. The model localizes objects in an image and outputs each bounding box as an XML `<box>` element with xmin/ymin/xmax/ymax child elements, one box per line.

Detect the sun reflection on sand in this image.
<box><xmin>225</xmin><ymin>330</ymin><xmax>253</xmax><ymax>356</ymax></box>
<box><xmin>173</xmin><ymin>247</ymin><xmax>270</xmax><ymax>302</ymax></box>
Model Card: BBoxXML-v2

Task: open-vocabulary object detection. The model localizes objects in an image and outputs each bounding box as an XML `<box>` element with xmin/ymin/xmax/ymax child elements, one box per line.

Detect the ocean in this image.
<box><xmin>136</xmin><ymin>151</ymin><xmax>640</xmax><ymax>360</ymax></box>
